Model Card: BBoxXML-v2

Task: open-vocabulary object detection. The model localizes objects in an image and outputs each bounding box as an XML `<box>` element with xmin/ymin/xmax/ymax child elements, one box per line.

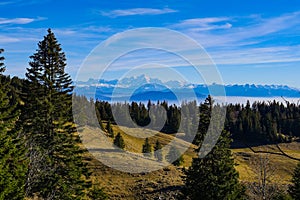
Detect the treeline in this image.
<box><xmin>74</xmin><ymin>95</ymin><xmax>201</xmax><ymax>143</ymax></box>
<box><xmin>74</xmin><ymin>95</ymin><xmax>300</xmax><ymax>146</ymax></box>
<box><xmin>227</xmin><ymin>100</ymin><xmax>300</xmax><ymax>145</ymax></box>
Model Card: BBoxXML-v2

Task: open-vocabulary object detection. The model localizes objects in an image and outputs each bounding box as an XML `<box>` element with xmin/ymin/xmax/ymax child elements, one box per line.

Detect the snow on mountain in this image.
<box><xmin>117</xmin><ymin>75</ymin><xmax>163</xmax><ymax>88</ymax></box>
<box><xmin>134</xmin><ymin>83</ymin><xmax>169</xmax><ymax>93</ymax></box>
<box><xmin>74</xmin><ymin>75</ymin><xmax>300</xmax><ymax>101</ymax></box>
<box><xmin>75</xmin><ymin>75</ymin><xmax>184</xmax><ymax>89</ymax></box>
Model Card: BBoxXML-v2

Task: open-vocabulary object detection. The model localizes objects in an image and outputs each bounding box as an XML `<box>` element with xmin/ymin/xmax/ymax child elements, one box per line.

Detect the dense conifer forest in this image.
<box><xmin>75</xmin><ymin>95</ymin><xmax>300</xmax><ymax>146</ymax></box>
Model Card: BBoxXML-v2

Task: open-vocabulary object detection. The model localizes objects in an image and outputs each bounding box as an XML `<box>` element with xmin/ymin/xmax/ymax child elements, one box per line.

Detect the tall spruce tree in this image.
<box><xmin>0</xmin><ymin>48</ymin><xmax>27</xmax><ymax>200</ymax></box>
<box><xmin>183</xmin><ymin>130</ymin><xmax>246</xmax><ymax>200</ymax></box>
<box><xmin>23</xmin><ymin>29</ymin><xmax>93</xmax><ymax>199</ymax></box>
<box><xmin>193</xmin><ymin>95</ymin><xmax>212</xmax><ymax>145</ymax></box>
<box><xmin>289</xmin><ymin>162</ymin><xmax>300</xmax><ymax>199</ymax></box>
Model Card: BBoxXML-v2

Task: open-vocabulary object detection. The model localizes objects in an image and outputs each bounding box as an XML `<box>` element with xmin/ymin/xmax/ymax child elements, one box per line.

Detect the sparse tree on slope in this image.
<box><xmin>113</xmin><ymin>132</ymin><xmax>125</xmax><ymax>149</ymax></box>
<box><xmin>142</xmin><ymin>138</ymin><xmax>152</xmax><ymax>157</ymax></box>
<box><xmin>106</xmin><ymin>120</ymin><xmax>114</xmax><ymax>138</ymax></box>
<box><xmin>154</xmin><ymin>140</ymin><xmax>163</xmax><ymax>161</ymax></box>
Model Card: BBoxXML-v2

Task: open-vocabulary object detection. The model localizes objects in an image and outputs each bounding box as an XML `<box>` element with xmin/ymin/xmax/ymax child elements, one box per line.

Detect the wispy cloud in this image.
<box><xmin>0</xmin><ymin>35</ymin><xmax>20</xmax><ymax>43</ymax></box>
<box><xmin>210</xmin><ymin>45</ymin><xmax>300</xmax><ymax>66</ymax></box>
<box><xmin>87</xmin><ymin>12</ymin><xmax>300</xmax><ymax>74</ymax></box>
<box><xmin>170</xmin><ymin>12</ymin><xmax>300</xmax><ymax>49</ymax></box>
<box><xmin>228</xmin><ymin>12</ymin><xmax>300</xmax><ymax>40</ymax></box>
<box><xmin>174</xmin><ymin>13</ymin><xmax>300</xmax><ymax>67</ymax></box>
<box><xmin>174</xmin><ymin>17</ymin><xmax>231</xmax><ymax>27</ymax></box>
<box><xmin>0</xmin><ymin>0</ymin><xmax>50</xmax><ymax>6</ymax></box>
<box><xmin>0</xmin><ymin>17</ymin><xmax>45</xmax><ymax>25</ymax></box>
<box><xmin>100</xmin><ymin>8</ymin><xmax>177</xmax><ymax>18</ymax></box>
<box><xmin>171</xmin><ymin>17</ymin><xmax>233</xmax><ymax>31</ymax></box>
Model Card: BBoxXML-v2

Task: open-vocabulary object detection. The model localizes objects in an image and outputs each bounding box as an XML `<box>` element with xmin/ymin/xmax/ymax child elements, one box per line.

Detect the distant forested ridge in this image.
<box><xmin>74</xmin><ymin>95</ymin><xmax>300</xmax><ymax>146</ymax></box>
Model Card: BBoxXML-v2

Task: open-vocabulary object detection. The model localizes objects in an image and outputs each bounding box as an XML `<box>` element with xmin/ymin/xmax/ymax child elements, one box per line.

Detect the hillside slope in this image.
<box><xmin>79</xmin><ymin>125</ymin><xmax>300</xmax><ymax>199</ymax></box>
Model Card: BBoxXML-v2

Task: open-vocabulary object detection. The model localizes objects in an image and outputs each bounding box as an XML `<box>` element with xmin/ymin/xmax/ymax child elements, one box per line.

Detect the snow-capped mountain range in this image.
<box><xmin>74</xmin><ymin>75</ymin><xmax>300</xmax><ymax>101</ymax></box>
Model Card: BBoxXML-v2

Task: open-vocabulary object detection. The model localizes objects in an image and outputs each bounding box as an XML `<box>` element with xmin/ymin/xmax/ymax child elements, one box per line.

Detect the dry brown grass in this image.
<box><xmin>232</xmin><ymin>143</ymin><xmax>300</xmax><ymax>184</ymax></box>
<box><xmin>79</xmin><ymin>125</ymin><xmax>300</xmax><ymax>199</ymax></box>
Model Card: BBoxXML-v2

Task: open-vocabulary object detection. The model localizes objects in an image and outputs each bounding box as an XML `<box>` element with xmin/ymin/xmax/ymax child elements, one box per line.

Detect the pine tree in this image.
<box><xmin>183</xmin><ymin>130</ymin><xmax>246</xmax><ymax>200</ymax></box>
<box><xmin>289</xmin><ymin>162</ymin><xmax>300</xmax><ymax>199</ymax></box>
<box><xmin>166</xmin><ymin>146</ymin><xmax>184</xmax><ymax>166</ymax></box>
<box><xmin>154</xmin><ymin>140</ymin><xmax>163</xmax><ymax>161</ymax></box>
<box><xmin>106</xmin><ymin>120</ymin><xmax>114</xmax><ymax>138</ymax></box>
<box><xmin>142</xmin><ymin>138</ymin><xmax>152</xmax><ymax>157</ymax></box>
<box><xmin>23</xmin><ymin>29</ymin><xmax>95</xmax><ymax>199</ymax></box>
<box><xmin>0</xmin><ymin>48</ymin><xmax>27</xmax><ymax>200</ymax></box>
<box><xmin>193</xmin><ymin>95</ymin><xmax>212</xmax><ymax>145</ymax></box>
<box><xmin>113</xmin><ymin>132</ymin><xmax>125</xmax><ymax>149</ymax></box>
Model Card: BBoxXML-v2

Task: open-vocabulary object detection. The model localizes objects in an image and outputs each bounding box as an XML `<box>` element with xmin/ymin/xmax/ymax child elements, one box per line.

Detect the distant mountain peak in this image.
<box><xmin>118</xmin><ymin>75</ymin><xmax>163</xmax><ymax>88</ymax></box>
<box><xmin>74</xmin><ymin>75</ymin><xmax>300</xmax><ymax>100</ymax></box>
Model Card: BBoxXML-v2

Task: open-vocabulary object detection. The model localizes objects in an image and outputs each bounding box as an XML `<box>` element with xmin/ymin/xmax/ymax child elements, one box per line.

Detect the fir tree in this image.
<box><xmin>193</xmin><ymin>95</ymin><xmax>212</xmax><ymax>145</ymax></box>
<box><xmin>0</xmin><ymin>48</ymin><xmax>27</xmax><ymax>200</ymax></box>
<box><xmin>154</xmin><ymin>140</ymin><xmax>163</xmax><ymax>161</ymax></box>
<box><xmin>142</xmin><ymin>138</ymin><xmax>152</xmax><ymax>157</ymax></box>
<box><xmin>166</xmin><ymin>146</ymin><xmax>184</xmax><ymax>166</ymax></box>
<box><xmin>183</xmin><ymin>130</ymin><xmax>246</xmax><ymax>200</ymax></box>
<box><xmin>106</xmin><ymin>120</ymin><xmax>114</xmax><ymax>138</ymax></box>
<box><xmin>113</xmin><ymin>132</ymin><xmax>125</xmax><ymax>149</ymax></box>
<box><xmin>289</xmin><ymin>162</ymin><xmax>300</xmax><ymax>199</ymax></box>
<box><xmin>23</xmin><ymin>29</ymin><xmax>95</xmax><ymax>199</ymax></box>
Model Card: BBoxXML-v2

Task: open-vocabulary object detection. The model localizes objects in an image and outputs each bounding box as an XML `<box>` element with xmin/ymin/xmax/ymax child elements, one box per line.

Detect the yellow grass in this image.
<box><xmin>78</xmin><ymin>124</ymin><xmax>300</xmax><ymax>199</ymax></box>
<box><xmin>232</xmin><ymin>143</ymin><xmax>300</xmax><ymax>184</ymax></box>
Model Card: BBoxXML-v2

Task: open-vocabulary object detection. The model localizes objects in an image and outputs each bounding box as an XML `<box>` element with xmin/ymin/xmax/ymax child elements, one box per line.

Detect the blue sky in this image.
<box><xmin>1</xmin><ymin>0</ymin><xmax>300</xmax><ymax>87</ymax></box>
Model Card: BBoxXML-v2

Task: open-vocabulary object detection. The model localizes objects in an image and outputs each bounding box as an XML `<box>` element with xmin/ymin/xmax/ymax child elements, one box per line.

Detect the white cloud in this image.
<box><xmin>100</xmin><ymin>8</ymin><xmax>177</xmax><ymax>18</ymax></box>
<box><xmin>171</xmin><ymin>17</ymin><xmax>233</xmax><ymax>31</ymax></box>
<box><xmin>0</xmin><ymin>0</ymin><xmax>50</xmax><ymax>6</ymax></box>
<box><xmin>227</xmin><ymin>12</ymin><xmax>300</xmax><ymax>40</ymax></box>
<box><xmin>210</xmin><ymin>45</ymin><xmax>300</xmax><ymax>65</ymax></box>
<box><xmin>182</xmin><ymin>12</ymin><xmax>300</xmax><ymax>48</ymax></box>
<box><xmin>0</xmin><ymin>35</ymin><xmax>20</xmax><ymax>43</ymax></box>
<box><xmin>189</xmin><ymin>23</ymin><xmax>232</xmax><ymax>31</ymax></box>
<box><xmin>0</xmin><ymin>17</ymin><xmax>45</xmax><ymax>25</ymax></box>
<box><xmin>174</xmin><ymin>17</ymin><xmax>231</xmax><ymax>27</ymax></box>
